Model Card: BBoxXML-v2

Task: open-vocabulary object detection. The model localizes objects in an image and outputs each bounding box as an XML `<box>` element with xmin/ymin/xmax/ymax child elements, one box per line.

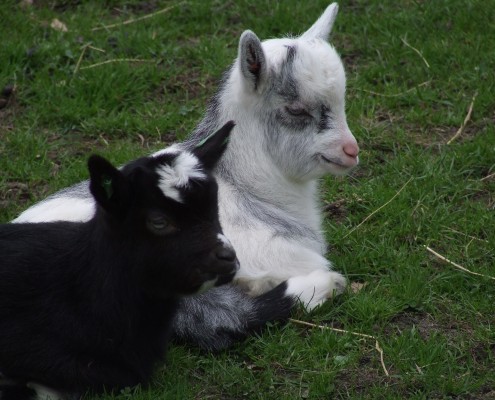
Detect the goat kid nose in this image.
<box><xmin>343</xmin><ymin>141</ymin><xmax>359</xmax><ymax>159</ymax></box>
<box><xmin>215</xmin><ymin>247</ymin><xmax>237</xmax><ymax>262</ymax></box>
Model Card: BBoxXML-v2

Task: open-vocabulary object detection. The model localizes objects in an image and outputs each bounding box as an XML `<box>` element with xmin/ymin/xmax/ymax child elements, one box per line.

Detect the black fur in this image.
<box><xmin>0</xmin><ymin>383</ymin><xmax>37</xmax><ymax>400</ymax></box>
<box><xmin>172</xmin><ymin>282</ymin><xmax>294</xmax><ymax>352</ymax></box>
<box><xmin>0</xmin><ymin>123</ymin><xmax>237</xmax><ymax>398</ymax></box>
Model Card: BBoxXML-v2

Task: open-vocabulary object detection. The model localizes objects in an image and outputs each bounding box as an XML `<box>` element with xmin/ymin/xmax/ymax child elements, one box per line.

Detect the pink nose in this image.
<box><xmin>343</xmin><ymin>142</ymin><xmax>359</xmax><ymax>159</ymax></box>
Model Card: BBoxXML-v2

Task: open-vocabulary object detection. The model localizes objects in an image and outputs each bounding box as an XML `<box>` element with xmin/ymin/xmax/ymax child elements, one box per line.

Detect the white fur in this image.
<box><xmin>217</xmin><ymin>233</ymin><xmax>233</xmax><ymax>249</ymax></box>
<box><xmin>157</xmin><ymin>151</ymin><xmax>205</xmax><ymax>202</ymax></box>
<box><xmin>27</xmin><ymin>382</ymin><xmax>67</xmax><ymax>400</ymax></box>
<box><xmin>13</xmin><ymin>3</ymin><xmax>356</xmax><ymax>311</ymax></box>
<box><xmin>151</xmin><ymin>143</ymin><xmax>181</xmax><ymax>158</ymax></box>
<box><xmin>13</xmin><ymin>197</ymin><xmax>95</xmax><ymax>223</ymax></box>
<box><xmin>286</xmin><ymin>270</ymin><xmax>346</xmax><ymax>310</ymax></box>
<box><xmin>207</xmin><ymin>3</ymin><xmax>357</xmax><ymax>308</ymax></box>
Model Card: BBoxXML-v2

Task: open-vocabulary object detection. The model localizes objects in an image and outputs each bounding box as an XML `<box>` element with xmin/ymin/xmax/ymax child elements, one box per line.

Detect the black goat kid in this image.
<box><xmin>0</xmin><ymin>122</ymin><xmax>238</xmax><ymax>399</ymax></box>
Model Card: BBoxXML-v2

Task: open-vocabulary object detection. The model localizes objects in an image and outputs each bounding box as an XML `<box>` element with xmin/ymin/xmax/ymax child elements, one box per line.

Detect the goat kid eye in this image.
<box><xmin>146</xmin><ymin>217</ymin><xmax>177</xmax><ymax>235</ymax></box>
<box><xmin>152</xmin><ymin>220</ymin><xmax>167</xmax><ymax>229</ymax></box>
<box><xmin>285</xmin><ymin>106</ymin><xmax>311</xmax><ymax>118</ymax></box>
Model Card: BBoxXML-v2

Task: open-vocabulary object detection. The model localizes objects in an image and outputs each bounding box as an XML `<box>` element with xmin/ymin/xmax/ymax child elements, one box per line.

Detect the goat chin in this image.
<box><xmin>12</xmin><ymin>3</ymin><xmax>356</xmax><ymax>351</ymax></box>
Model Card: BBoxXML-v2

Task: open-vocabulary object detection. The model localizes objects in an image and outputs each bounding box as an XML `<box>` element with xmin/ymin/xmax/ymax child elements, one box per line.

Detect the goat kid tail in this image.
<box><xmin>173</xmin><ymin>282</ymin><xmax>295</xmax><ymax>352</ymax></box>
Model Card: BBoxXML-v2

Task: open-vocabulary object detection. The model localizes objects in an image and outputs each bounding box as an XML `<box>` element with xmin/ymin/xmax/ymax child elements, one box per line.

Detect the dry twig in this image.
<box><xmin>357</xmin><ymin>81</ymin><xmax>430</xmax><ymax>98</ymax></box>
<box><xmin>444</xmin><ymin>227</ymin><xmax>489</xmax><ymax>243</ymax></box>
<box><xmin>343</xmin><ymin>177</ymin><xmax>413</xmax><ymax>239</ymax></box>
<box><xmin>73</xmin><ymin>44</ymin><xmax>90</xmax><ymax>77</ymax></box>
<box><xmin>401</xmin><ymin>37</ymin><xmax>430</xmax><ymax>68</ymax></box>
<box><xmin>480</xmin><ymin>172</ymin><xmax>495</xmax><ymax>182</ymax></box>
<box><xmin>290</xmin><ymin>318</ymin><xmax>390</xmax><ymax>377</ymax></box>
<box><xmin>92</xmin><ymin>2</ymin><xmax>185</xmax><ymax>31</ymax></box>
<box><xmin>447</xmin><ymin>92</ymin><xmax>478</xmax><ymax>145</ymax></box>
<box><xmin>87</xmin><ymin>45</ymin><xmax>106</xmax><ymax>53</ymax></box>
<box><xmin>79</xmin><ymin>58</ymin><xmax>155</xmax><ymax>70</ymax></box>
<box><xmin>98</xmin><ymin>134</ymin><xmax>109</xmax><ymax>147</ymax></box>
<box><xmin>425</xmin><ymin>245</ymin><xmax>495</xmax><ymax>280</ymax></box>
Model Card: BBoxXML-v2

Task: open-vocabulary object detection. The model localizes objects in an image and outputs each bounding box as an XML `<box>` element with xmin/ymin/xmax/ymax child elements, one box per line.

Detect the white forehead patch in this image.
<box><xmin>157</xmin><ymin>151</ymin><xmax>206</xmax><ymax>203</ymax></box>
<box><xmin>151</xmin><ymin>143</ymin><xmax>182</xmax><ymax>158</ymax></box>
<box><xmin>217</xmin><ymin>233</ymin><xmax>233</xmax><ymax>249</ymax></box>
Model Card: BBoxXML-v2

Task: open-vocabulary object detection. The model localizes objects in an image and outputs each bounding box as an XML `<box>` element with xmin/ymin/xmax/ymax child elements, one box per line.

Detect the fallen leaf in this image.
<box><xmin>51</xmin><ymin>18</ymin><xmax>68</xmax><ymax>32</ymax></box>
<box><xmin>350</xmin><ymin>281</ymin><xmax>367</xmax><ymax>293</ymax></box>
<box><xmin>19</xmin><ymin>0</ymin><xmax>33</xmax><ymax>8</ymax></box>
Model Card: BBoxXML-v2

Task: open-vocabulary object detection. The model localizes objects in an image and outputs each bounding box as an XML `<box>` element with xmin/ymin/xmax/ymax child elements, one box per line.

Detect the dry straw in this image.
<box><xmin>91</xmin><ymin>3</ymin><xmax>185</xmax><ymax>31</ymax></box>
<box><xmin>290</xmin><ymin>318</ymin><xmax>390</xmax><ymax>377</ymax></box>
<box><xmin>401</xmin><ymin>37</ymin><xmax>430</xmax><ymax>68</ymax></box>
<box><xmin>79</xmin><ymin>58</ymin><xmax>156</xmax><ymax>70</ymax></box>
<box><xmin>480</xmin><ymin>172</ymin><xmax>495</xmax><ymax>182</ymax></box>
<box><xmin>356</xmin><ymin>81</ymin><xmax>430</xmax><ymax>98</ymax></box>
<box><xmin>343</xmin><ymin>177</ymin><xmax>414</xmax><ymax>239</ymax></box>
<box><xmin>425</xmin><ymin>245</ymin><xmax>495</xmax><ymax>281</ymax></box>
<box><xmin>447</xmin><ymin>92</ymin><xmax>478</xmax><ymax>145</ymax></box>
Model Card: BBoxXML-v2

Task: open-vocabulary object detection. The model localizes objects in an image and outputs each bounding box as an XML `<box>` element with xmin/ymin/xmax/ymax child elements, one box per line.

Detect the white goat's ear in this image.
<box><xmin>238</xmin><ymin>30</ymin><xmax>267</xmax><ymax>91</ymax></box>
<box><xmin>300</xmin><ymin>3</ymin><xmax>339</xmax><ymax>41</ymax></box>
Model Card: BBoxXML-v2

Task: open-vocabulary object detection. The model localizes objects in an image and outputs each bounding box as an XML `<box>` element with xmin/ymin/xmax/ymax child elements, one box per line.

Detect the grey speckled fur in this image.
<box><xmin>13</xmin><ymin>3</ymin><xmax>358</xmax><ymax>351</ymax></box>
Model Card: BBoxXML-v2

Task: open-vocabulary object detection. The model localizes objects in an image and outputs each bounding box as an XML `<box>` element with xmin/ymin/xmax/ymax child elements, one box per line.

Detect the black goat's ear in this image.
<box><xmin>88</xmin><ymin>155</ymin><xmax>130</xmax><ymax>215</ymax></box>
<box><xmin>193</xmin><ymin>121</ymin><xmax>235</xmax><ymax>170</ymax></box>
<box><xmin>238</xmin><ymin>30</ymin><xmax>267</xmax><ymax>92</ymax></box>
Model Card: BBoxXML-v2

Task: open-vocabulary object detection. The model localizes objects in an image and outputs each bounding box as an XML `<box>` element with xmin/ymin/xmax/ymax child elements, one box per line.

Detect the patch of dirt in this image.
<box><xmin>470</xmin><ymin>341</ymin><xmax>495</xmax><ymax>369</ymax></box>
<box><xmin>0</xmin><ymin>84</ymin><xmax>20</xmax><ymax>138</ymax></box>
<box><xmin>353</xmin><ymin>98</ymin><xmax>492</xmax><ymax>151</ymax></box>
<box><xmin>0</xmin><ymin>181</ymin><xmax>51</xmax><ymax>214</ymax></box>
<box><xmin>155</xmin><ymin>65</ymin><xmax>218</xmax><ymax>101</ymax></box>
<box><xmin>478</xmin><ymin>389</ymin><xmax>495</xmax><ymax>400</ymax></box>
<box><xmin>426</xmin><ymin>116</ymin><xmax>493</xmax><ymax>146</ymax></box>
<box><xmin>387</xmin><ymin>311</ymin><xmax>475</xmax><ymax>342</ymax></box>
<box><xmin>323</xmin><ymin>199</ymin><xmax>348</xmax><ymax>223</ymax></box>
<box><xmin>468</xmin><ymin>188</ymin><xmax>495</xmax><ymax>210</ymax></box>
<box><xmin>334</xmin><ymin>357</ymin><xmax>400</xmax><ymax>396</ymax></box>
<box><xmin>27</xmin><ymin>0</ymin><xmax>82</xmax><ymax>12</ymax></box>
<box><xmin>337</xmin><ymin>32</ymin><xmax>363</xmax><ymax>74</ymax></box>
<box><xmin>0</xmin><ymin>182</ymin><xmax>30</xmax><ymax>210</ymax></box>
<box><xmin>109</xmin><ymin>0</ymin><xmax>165</xmax><ymax>17</ymax></box>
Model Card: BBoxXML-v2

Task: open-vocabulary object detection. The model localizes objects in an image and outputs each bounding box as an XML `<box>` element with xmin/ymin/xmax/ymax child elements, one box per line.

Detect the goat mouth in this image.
<box><xmin>318</xmin><ymin>154</ymin><xmax>348</xmax><ymax>169</ymax></box>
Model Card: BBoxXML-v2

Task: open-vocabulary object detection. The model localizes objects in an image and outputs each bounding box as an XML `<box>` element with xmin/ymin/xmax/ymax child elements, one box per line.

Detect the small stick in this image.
<box><xmin>444</xmin><ymin>227</ymin><xmax>489</xmax><ymax>243</ymax></box>
<box><xmin>92</xmin><ymin>2</ymin><xmax>185</xmax><ymax>31</ymax></box>
<box><xmin>98</xmin><ymin>134</ymin><xmax>109</xmax><ymax>146</ymax></box>
<box><xmin>73</xmin><ymin>43</ymin><xmax>90</xmax><ymax>77</ymax></box>
<box><xmin>425</xmin><ymin>245</ymin><xmax>495</xmax><ymax>280</ymax></box>
<box><xmin>87</xmin><ymin>45</ymin><xmax>106</xmax><ymax>53</ymax></box>
<box><xmin>343</xmin><ymin>177</ymin><xmax>413</xmax><ymax>239</ymax></box>
<box><xmin>79</xmin><ymin>58</ymin><xmax>155</xmax><ymax>70</ymax></box>
<box><xmin>447</xmin><ymin>92</ymin><xmax>478</xmax><ymax>145</ymax></box>
<box><xmin>356</xmin><ymin>81</ymin><xmax>430</xmax><ymax>98</ymax></box>
<box><xmin>401</xmin><ymin>37</ymin><xmax>430</xmax><ymax>68</ymax></box>
<box><xmin>480</xmin><ymin>172</ymin><xmax>495</xmax><ymax>182</ymax></box>
<box><xmin>290</xmin><ymin>318</ymin><xmax>390</xmax><ymax>377</ymax></box>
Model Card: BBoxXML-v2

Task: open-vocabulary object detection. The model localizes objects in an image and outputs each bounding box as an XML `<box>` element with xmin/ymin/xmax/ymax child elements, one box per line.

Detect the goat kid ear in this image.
<box><xmin>238</xmin><ymin>30</ymin><xmax>267</xmax><ymax>92</ymax></box>
<box><xmin>88</xmin><ymin>155</ymin><xmax>130</xmax><ymax>215</ymax></box>
<box><xmin>300</xmin><ymin>2</ymin><xmax>339</xmax><ymax>41</ymax></box>
<box><xmin>193</xmin><ymin>121</ymin><xmax>235</xmax><ymax>170</ymax></box>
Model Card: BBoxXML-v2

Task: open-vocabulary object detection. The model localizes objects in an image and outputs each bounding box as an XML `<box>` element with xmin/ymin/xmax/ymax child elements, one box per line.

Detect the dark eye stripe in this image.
<box><xmin>318</xmin><ymin>105</ymin><xmax>332</xmax><ymax>131</ymax></box>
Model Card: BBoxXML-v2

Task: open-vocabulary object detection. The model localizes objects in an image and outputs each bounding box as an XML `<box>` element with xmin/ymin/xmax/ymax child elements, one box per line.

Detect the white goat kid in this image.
<box><xmin>185</xmin><ymin>2</ymin><xmax>359</xmax><ymax>309</ymax></box>
<box><xmin>14</xmin><ymin>3</ymin><xmax>358</xmax><ymax>349</ymax></box>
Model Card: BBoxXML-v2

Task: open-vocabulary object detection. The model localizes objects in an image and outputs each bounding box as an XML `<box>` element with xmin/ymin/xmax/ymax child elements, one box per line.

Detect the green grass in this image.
<box><xmin>1</xmin><ymin>0</ymin><xmax>494</xmax><ymax>398</ymax></box>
